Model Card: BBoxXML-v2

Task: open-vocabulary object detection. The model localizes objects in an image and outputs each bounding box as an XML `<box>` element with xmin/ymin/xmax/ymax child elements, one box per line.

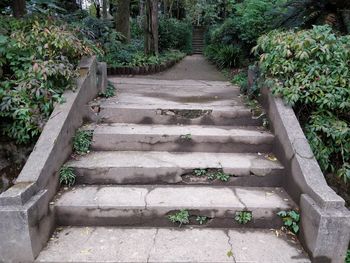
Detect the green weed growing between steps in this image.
<box><xmin>73</xmin><ymin>130</ymin><xmax>93</xmax><ymax>155</ymax></box>
<box><xmin>196</xmin><ymin>216</ymin><xmax>208</xmax><ymax>225</ymax></box>
<box><xmin>99</xmin><ymin>81</ymin><xmax>116</xmax><ymax>98</ymax></box>
<box><xmin>277</xmin><ymin>210</ymin><xmax>300</xmax><ymax>234</ymax></box>
<box><xmin>235</xmin><ymin>211</ymin><xmax>253</xmax><ymax>224</ymax></box>
<box><xmin>168</xmin><ymin>209</ymin><xmax>190</xmax><ymax>227</ymax></box>
<box><xmin>193</xmin><ymin>168</ymin><xmax>232</xmax><ymax>182</ymax></box>
<box><xmin>59</xmin><ymin>166</ymin><xmax>76</xmax><ymax>187</ymax></box>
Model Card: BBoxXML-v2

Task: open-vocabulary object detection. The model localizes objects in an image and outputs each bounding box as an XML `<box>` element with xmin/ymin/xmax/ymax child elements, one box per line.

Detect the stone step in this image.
<box><xmin>110</xmin><ymin>78</ymin><xmax>240</xmax><ymax>94</ymax></box>
<box><xmin>53</xmin><ymin>185</ymin><xmax>295</xmax><ymax>228</ymax></box>
<box><xmin>67</xmin><ymin>151</ymin><xmax>284</xmax><ymax>186</ymax></box>
<box><xmin>36</xmin><ymin>227</ymin><xmax>310</xmax><ymax>263</ymax></box>
<box><xmin>91</xmin><ymin>123</ymin><xmax>274</xmax><ymax>153</ymax></box>
<box><xmin>99</xmin><ymin>103</ymin><xmax>262</xmax><ymax>126</ymax></box>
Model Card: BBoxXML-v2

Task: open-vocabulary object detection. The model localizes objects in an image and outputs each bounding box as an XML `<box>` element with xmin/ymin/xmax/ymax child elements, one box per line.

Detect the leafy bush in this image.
<box><xmin>271</xmin><ymin>0</ymin><xmax>350</xmax><ymax>33</ymax></box>
<box><xmin>0</xmin><ymin>16</ymin><xmax>96</xmax><ymax>144</ymax></box>
<box><xmin>208</xmin><ymin>18</ymin><xmax>239</xmax><ymax>45</ymax></box>
<box><xmin>106</xmin><ymin>49</ymin><xmax>185</xmax><ymax>68</ymax></box>
<box><xmin>205</xmin><ymin>44</ymin><xmax>243</xmax><ymax>68</ymax></box>
<box><xmin>254</xmin><ymin>25</ymin><xmax>350</xmax><ymax>184</ymax></box>
<box><xmin>233</xmin><ymin>0</ymin><xmax>286</xmax><ymax>45</ymax></box>
<box><xmin>159</xmin><ymin>17</ymin><xmax>192</xmax><ymax>53</ymax></box>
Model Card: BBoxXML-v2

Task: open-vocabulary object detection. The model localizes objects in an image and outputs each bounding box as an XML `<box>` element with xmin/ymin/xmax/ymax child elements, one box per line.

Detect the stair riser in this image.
<box><xmin>73</xmin><ymin>167</ymin><xmax>283</xmax><ymax>186</ymax></box>
<box><xmin>55</xmin><ymin>207</ymin><xmax>284</xmax><ymax>228</ymax></box>
<box><xmin>92</xmin><ymin>134</ymin><xmax>273</xmax><ymax>153</ymax></box>
<box><xmin>99</xmin><ymin>108</ymin><xmax>262</xmax><ymax>126</ymax></box>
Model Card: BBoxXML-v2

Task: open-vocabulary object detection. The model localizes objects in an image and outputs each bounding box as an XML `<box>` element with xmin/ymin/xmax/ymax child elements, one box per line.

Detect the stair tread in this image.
<box><xmin>92</xmin><ymin>123</ymin><xmax>273</xmax><ymax>138</ymax></box>
<box><xmin>36</xmin><ymin>227</ymin><xmax>310</xmax><ymax>262</ymax></box>
<box><xmin>54</xmin><ymin>185</ymin><xmax>294</xmax><ymax>210</ymax></box>
<box><xmin>67</xmin><ymin>151</ymin><xmax>283</xmax><ymax>172</ymax></box>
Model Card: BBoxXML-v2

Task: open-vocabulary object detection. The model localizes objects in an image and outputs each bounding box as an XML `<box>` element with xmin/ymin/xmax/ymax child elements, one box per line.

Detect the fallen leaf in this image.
<box><xmin>227</xmin><ymin>250</ymin><xmax>233</xmax><ymax>258</ymax></box>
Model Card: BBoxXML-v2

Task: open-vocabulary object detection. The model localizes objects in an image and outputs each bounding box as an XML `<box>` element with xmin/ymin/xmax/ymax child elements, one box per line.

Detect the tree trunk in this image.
<box><xmin>176</xmin><ymin>0</ymin><xmax>180</xmax><ymax>19</ymax></box>
<box><xmin>116</xmin><ymin>0</ymin><xmax>131</xmax><ymax>43</ymax></box>
<box><xmin>95</xmin><ymin>3</ymin><xmax>101</xmax><ymax>18</ymax></box>
<box><xmin>139</xmin><ymin>0</ymin><xmax>145</xmax><ymax>17</ymax></box>
<box><xmin>169</xmin><ymin>0</ymin><xmax>174</xmax><ymax>18</ymax></box>
<box><xmin>12</xmin><ymin>0</ymin><xmax>26</xmax><ymax>18</ymax></box>
<box><xmin>102</xmin><ymin>0</ymin><xmax>108</xmax><ymax>19</ymax></box>
<box><xmin>144</xmin><ymin>0</ymin><xmax>158</xmax><ymax>55</ymax></box>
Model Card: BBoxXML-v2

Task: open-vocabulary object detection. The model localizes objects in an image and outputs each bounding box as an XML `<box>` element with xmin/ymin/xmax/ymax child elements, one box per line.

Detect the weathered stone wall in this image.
<box><xmin>248</xmin><ymin>69</ymin><xmax>350</xmax><ymax>263</ymax></box>
<box><xmin>0</xmin><ymin>56</ymin><xmax>107</xmax><ymax>263</ymax></box>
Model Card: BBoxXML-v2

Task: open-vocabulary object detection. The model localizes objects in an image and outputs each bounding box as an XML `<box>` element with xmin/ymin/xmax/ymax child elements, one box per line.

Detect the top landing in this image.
<box><xmin>138</xmin><ymin>55</ymin><xmax>226</xmax><ymax>81</ymax></box>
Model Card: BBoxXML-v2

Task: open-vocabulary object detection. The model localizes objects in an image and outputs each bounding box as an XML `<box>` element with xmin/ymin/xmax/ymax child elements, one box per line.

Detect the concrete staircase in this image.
<box><xmin>36</xmin><ymin>78</ymin><xmax>310</xmax><ymax>262</ymax></box>
<box><xmin>192</xmin><ymin>27</ymin><xmax>205</xmax><ymax>54</ymax></box>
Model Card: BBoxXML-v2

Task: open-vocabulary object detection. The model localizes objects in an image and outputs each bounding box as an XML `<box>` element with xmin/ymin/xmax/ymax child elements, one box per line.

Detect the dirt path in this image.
<box><xmin>143</xmin><ymin>55</ymin><xmax>226</xmax><ymax>81</ymax></box>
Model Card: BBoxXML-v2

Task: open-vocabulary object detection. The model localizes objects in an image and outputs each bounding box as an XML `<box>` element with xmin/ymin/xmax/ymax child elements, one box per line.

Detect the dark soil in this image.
<box><xmin>325</xmin><ymin>173</ymin><xmax>350</xmax><ymax>208</ymax></box>
<box><xmin>0</xmin><ymin>136</ymin><xmax>34</xmax><ymax>194</ymax></box>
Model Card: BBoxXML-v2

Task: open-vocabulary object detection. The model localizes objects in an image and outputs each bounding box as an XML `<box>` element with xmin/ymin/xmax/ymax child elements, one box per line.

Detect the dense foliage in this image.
<box><xmin>254</xmin><ymin>25</ymin><xmax>350</xmax><ymax>184</ymax></box>
<box><xmin>0</xmin><ymin>16</ymin><xmax>96</xmax><ymax>144</ymax></box>
<box><xmin>159</xmin><ymin>17</ymin><xmax>192</xmax><ymax>53</ymax></box>
<box><xmin>204</xmin><ymin>0</ymin><xmax>286</xmax><ymax>68</ymax></box>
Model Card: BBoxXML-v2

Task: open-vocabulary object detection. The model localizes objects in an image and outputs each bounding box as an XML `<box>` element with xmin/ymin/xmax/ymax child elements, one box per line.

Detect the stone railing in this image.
<box><xmin>0</xmin><ymin>56</ymin><xmax>107</xmax><ymax>262</ymax></box>
<box><xmin>248</xmin><ymin>68</ymin><xmax>350</xmax><ymax>263</ymax></box>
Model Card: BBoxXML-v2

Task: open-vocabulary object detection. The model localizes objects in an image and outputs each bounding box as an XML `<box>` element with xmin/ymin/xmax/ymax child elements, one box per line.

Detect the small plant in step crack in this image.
<box><xmin>214</xmin><ymin>171</ymin><xmax>231</xmax><ymax>182</ymax></box>
<box><xmin>99</xmin><ymin>81</ymin><xmax>116</xmax><ymax>98</ymax></box>
<box><xmin>168</xmin><ymin>209</ymin><xmax>190</xmax><ymax>227</ymax></box>
<box><xmin>235</xmin><ymin>211</ymin><xmax>253</xmax><ymax>224</ymax></box>
<box><xmin>180</xmin><ymin>134</ymin><xmax>192</xmax><ymax>140</ymax></box>
<box><xmin>59</xmin><ymin>166</ymin><xmax>76</xmax><ymax>187</ymax></box>
<box><xmin>196</xmin><ymin>216</ymin><xmax>208</xmax><ymax>225</ymax></box>
<box><xmin>193</xmin><ymin>168</ymin><xmax>207</xmax><ymax>177</ymax></box>
<box><xmin>277</xmin><ymin>210</ymin><xmax>300</xmax><ymax>234</ymax></box>
<box><xmin>73</xmin><ymin>130</ymin><xmax>93</xmax><ymax>155</ymax></box>
<box><xmin>207</xmin><ymin>169</ymin><xmax>231</xmax><ymax>182</ymax></box>
<box><xmin>262</xmin><ymin>117</ymin><xmax>269</xmax><ymax>129</ymax></box>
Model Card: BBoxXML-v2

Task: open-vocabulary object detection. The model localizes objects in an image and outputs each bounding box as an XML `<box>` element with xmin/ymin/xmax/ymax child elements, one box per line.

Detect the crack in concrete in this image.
<box><xmin>232</xmin><ymin>188</ymin><xmax>248</xmax><ymax>209</ymax></box>
<box><xmin>224</xmin><ymin>229</ymin><xmax>236</xmax><ymax>263</ymax></box>
<box><xmin>146</xmin><ymin>228</ymin><xmax>159</xmax><ymax>263</ymax></box>
<box><xmin>144</xmin><ymin>188</ymin><xmax>150</xmax><ymax>210</ymax></box>
<box><xmin>290</xmin><ymin>138</ymin><xmax>315</xmax><ymax>160</ymax></box>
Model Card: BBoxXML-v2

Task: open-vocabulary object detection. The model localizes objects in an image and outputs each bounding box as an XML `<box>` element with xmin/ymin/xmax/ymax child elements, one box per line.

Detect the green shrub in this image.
<box><xmin>205</xmin><ymin>44</ymin><xmax>243</xmax><ymax>69</ymax></box>
<box><xmin>254</xmin><ymin>25</ymin><xmax>350</xmax><ymax>184</ymax></box>
<box><xmin>0</xmin><ymin>16</ymin><xmax>96</xmax><ymax>144</ymax></box>
<box><xmin>159</xmin><ymin>17</ymin><xmax>192</xmax><ymax>53</ymax></box>
<box><xmin>207</xmin><ymin>18</ymin><xmax>239</xmax><ymax>45</ymax></box>
<box><xmin>233</xmin><ymin>0</ymin><xmax>286</xmax><ymax>45</ymax></box>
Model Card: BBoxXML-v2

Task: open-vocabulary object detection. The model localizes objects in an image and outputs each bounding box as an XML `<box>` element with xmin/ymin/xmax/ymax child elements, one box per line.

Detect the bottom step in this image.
<box><xmin>36</xmin><ymin>227</ymin><xmax>310</xmax><ymax>262</ymax></box>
